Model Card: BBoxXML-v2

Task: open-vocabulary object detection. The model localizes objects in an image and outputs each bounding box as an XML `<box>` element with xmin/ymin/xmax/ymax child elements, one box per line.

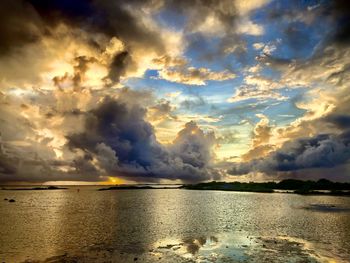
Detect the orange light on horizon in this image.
<box><xmin>104</xmin><ymin>176</ymin><xmax>124</xmax><ymax>185</ymax></box>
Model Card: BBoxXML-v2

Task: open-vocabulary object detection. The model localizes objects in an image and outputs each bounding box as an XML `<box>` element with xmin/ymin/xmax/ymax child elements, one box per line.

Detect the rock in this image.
<box><xmin>9</xmin><ymin>199</ymin><xmax>15</xmax><ymax>202</ymax></box>
<box><xmin>4</xmin><ymin>198</ymin><xmax>8</xmax><ymax>201</ymax></box>
<box><xmin>134</xmin><ymin>257</ymin><xmax>138</xmax><ymax>261</ymax></box>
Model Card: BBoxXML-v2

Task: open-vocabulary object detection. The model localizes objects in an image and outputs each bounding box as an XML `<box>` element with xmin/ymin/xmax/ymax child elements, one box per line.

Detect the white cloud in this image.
<box><xmin>237</xmin><ymin>19</ymin><xmax>265</xmax><ymax>36</ymax></box>
<box><xmin>235</xmin><ymin>0</ymin><xmax>271</xmax><ymax>16</ymax></box>
<box><xmin>253</xmin><ymin>42</ymin><xmax>265</xmax><ymax>50</ymax></box>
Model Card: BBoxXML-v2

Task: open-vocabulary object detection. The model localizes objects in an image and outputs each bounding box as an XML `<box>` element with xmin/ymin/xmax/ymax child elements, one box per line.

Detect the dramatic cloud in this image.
<box><xmin>228</xmin><ymin>132</ymin><xmax>350</xmax><ymax>175</ymax></box>
<box><xmin>0</xmin><ymin>0</ymin><xmax>43</xmax><ymax>56</ymax></box>
<box><xmin>0</xmin><ymin>0</ymin><xmax>181</xmax><ymax>88</ymax></box>
<box><xmin>227</xmin><ymin>2</ymin><xmax>350</xmax><ymax>179</ymax></box>
<box><xmin>1</xmin><ymin>0</ymin><xmax>350</xmax><ymax>183</ymax></box>
<box><xmin>105</xmin><ymin>51</ymin><xmax>133</xmax><ymax>85</ymax></box>
<box><xmin>66</xmin><ymin>96</ymin><xmax>220</xmax><ymax>182</ymax></box>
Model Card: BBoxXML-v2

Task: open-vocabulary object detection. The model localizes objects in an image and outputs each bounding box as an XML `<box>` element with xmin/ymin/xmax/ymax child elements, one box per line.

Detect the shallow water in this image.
<box><xmin>0</xmin><ymin>187</ymin><xmax>349</xmax><ymax>262</ymax></box>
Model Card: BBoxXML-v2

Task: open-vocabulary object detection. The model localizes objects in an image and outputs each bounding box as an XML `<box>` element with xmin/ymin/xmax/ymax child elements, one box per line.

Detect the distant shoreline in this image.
<box><xmin>1</xmin><ymin>186</ymin><xmax>68</xmax><ymax>191</ymax></box>
<box><xmin>2</xmin><ymin>179</ymin><xmax>350</xmax><ymax>196</ymax></box>
<box><xmin>97</xmin><ymin>179</ymin><xmax>350</xmax><ymax>196</ymax></box>
<box><xmin>180</xmin><ymin>179</ymin><xmax>350</xmax><ymax>196</ymax></box>
<box><xmin>98</xmin><ymin>185</ymin><xmax>179</xmax><ymax>191</ymax></box>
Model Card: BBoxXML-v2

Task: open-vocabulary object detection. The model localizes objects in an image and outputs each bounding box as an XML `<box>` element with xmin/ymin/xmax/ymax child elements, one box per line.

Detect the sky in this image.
<box><xmin>0</xmin><ymin>0</ymin><xmax>350</xmax><ymax>184</ymax></box>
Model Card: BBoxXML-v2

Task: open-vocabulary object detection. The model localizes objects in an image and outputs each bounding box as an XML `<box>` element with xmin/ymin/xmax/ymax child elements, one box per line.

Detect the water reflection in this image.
<box><xmin>154</xmin><ymin>233</ymin><xmax>254</xmax><ymax>262</ymax></box>
<box><xmin>0</xmin><ymin>188</ymin><xmax>350</xmax><ymax>262</ymax></box>
<box><xmin>183</xmin><ymin>236</ymin><xmax>218</xmax><ymax>254</ymax></box>
<box><xmin>55</xmin><ymin>188</ymin><xmax>157</xmax><ymax>255</ymax></box>
<box><xmin>154</xmin><ymin>232</ymin><xmax>349</xmax><ymax>263</ymax></box>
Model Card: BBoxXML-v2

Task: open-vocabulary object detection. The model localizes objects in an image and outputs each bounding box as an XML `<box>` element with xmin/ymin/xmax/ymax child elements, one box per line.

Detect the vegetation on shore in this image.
<box><xmin>181</xmin><ymin>181</ymin><xmax>274</xmax><ymax>193</ymax></box>
<box><xmin>181</xmin><ymin>179</ymin><xmax>350</xmax><ymax>195</ymax></box>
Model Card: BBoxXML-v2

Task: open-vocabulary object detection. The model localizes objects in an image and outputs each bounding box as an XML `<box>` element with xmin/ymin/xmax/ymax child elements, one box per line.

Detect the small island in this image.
<box><xmin>98</xmin><ymin>185</ymin><xmax>178</xmax><ymax>191</ymax></box>
<box><xmin>1</xmin><ymin>186</ymin><xmax>68</xmax><ymax>191</ymax></box>
<box><xmin>98</xmin><ymin>185</ymin><xmax>155</xmax><ymax>191</ymax></box>
<box><xmin>181</xmin><ymin>179</ymin><xmax>350</xmax><ymax>196</ymax></box>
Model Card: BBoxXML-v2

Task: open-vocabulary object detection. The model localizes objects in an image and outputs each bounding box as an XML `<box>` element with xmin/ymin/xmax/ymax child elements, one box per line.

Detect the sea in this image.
<box><xmin>1</xmin><ymin>186</ymin><xmax>350</xmax><ymax>262</ymax></box>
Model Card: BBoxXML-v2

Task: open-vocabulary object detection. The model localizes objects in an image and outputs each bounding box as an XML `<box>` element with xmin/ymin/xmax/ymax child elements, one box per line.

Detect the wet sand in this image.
<box><xmin>23</xmin><ymin>232</ymin><xmax>347</xmax><ymax>263</ymax></box>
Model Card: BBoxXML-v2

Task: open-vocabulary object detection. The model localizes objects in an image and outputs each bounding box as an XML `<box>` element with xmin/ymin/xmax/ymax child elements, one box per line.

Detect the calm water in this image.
<box><xmin>0</xmin><ymin>187</ymin><xmax>350</xmax><ymax>262</ymax></box>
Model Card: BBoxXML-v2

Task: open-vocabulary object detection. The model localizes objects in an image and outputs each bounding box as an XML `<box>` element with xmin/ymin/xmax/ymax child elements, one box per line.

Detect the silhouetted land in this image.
<box><xmin>181</xmin><ymin>179</ymin><xmax>350</xmax><ymax>195</ymax></box>
<box><xmin>98</xmin><ymin>185</ymin><xmax>154</xmax><ymax>191</ymax></box>
<box><xmin>98</xmin><ymin>185</ymin><xmax>176</xmax><ymax>191</ymax></box>
<box><xmin>1</xmin><ymin>186</ymin><xmax>67</xmax><ymax>191</ymax></box>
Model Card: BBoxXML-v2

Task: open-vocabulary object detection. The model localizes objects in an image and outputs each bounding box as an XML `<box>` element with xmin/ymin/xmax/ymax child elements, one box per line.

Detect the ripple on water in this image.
<box><xmin>1</xmin><ymin>188</ymin><xmax>349</xmax><ymax>262</ymax></box>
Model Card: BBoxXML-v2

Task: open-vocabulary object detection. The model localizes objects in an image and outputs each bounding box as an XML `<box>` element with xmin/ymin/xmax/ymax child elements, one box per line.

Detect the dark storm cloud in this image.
<box><xmin>0</xmin><ymin>0</ymin><xmax>261</xmax><ymax>82</ymax></box>
<box><xmin>326</xmin><ymin>115</ymin><xmax>350</xmax><ymax>129</ymax></box>
<box><xmin>163</xmin><ymin>0</ymin><xmax>247</xmax><ymax>58</ymax></box>
<box><xmin>27</xmin><ymin>0</ymin><xmax>95</xmax><ymax>27</ymax></box>
<box><xmin>26</xmin><ymin>0</ymin><xmax>164</xmax><ymax>49</ymax></box>
<box><xmin>67</xmin><ymin>96</ymin><xmax>220</xmax><ymax>182</ymax></box>
<box><xmin>228</xmin><ymin>132</ymin><xmax>350</xmax><ymax>175</ymax></box>
<box><xmin>330</xmin><ymin>0</ymin><xmax>350</xmax><ymax>44</ymax></box>
<box><xmin>106</xmin><ymin>51</ymin><xmax>134</xmax><ymax>84</ymax></box>
<box><xmin>1</xmin><ymin>0</ymin><xmax>210</xmax><ymax>88</ymax></box>
<box><xmin>164</xmin><ymin>0</ymin><xmax>237</xmax><ymax>26</ymax></box>
<box><xmin>72</xmin><ymin>56</ymin><xmax>97</xmax><ymax>88</ymax></box>
<box><xmin>0</xmin><ymin>0</ymin><xmax>43</xmax><ymax>55</ymax></box>
<box><xmin>67</xmin><ymin>96</ymin><xmax>158</xmax><ymax>166</ymax></box>
<box><xmin>0</xmin><ymin>0</ymin><xmax>96</xmax><ymax>56</ymax></box>
<box><xmin>266</xmin><ymin>0</ymin><xmax>350</xmax><ymax>45</ymax></box>
<box><xmin>0</xmin><ymin>0</ymin><xmax>165</xmax><ymax>80</ymax></box>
